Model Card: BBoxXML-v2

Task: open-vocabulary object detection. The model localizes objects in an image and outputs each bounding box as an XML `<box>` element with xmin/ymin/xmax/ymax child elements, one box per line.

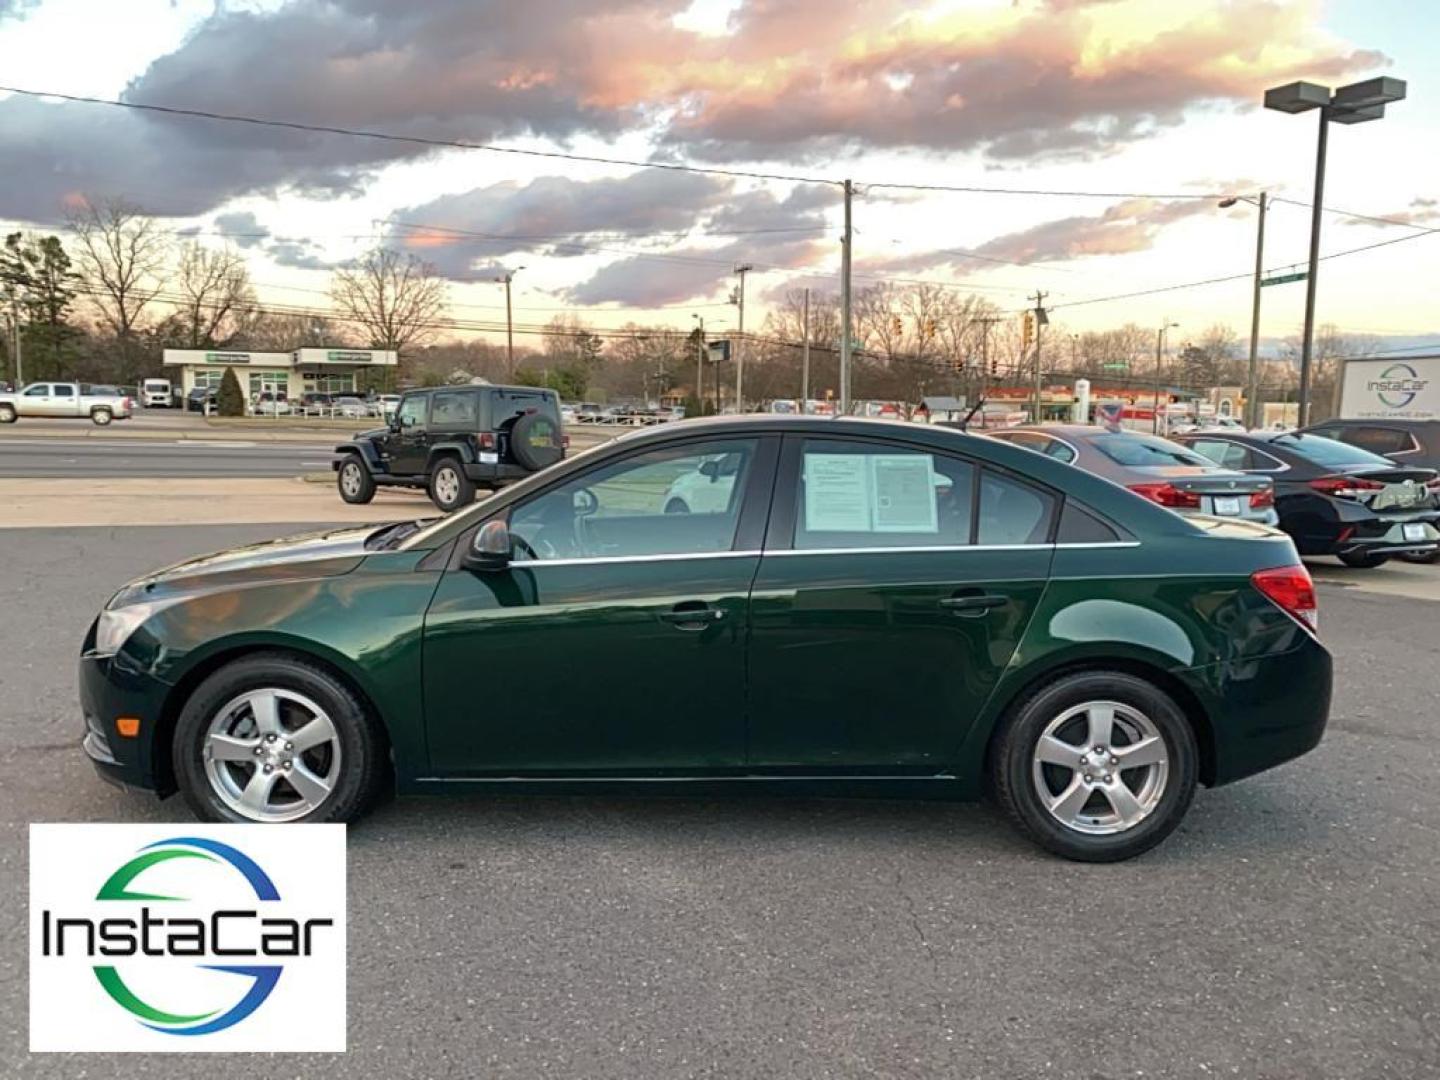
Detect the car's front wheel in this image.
<box><xmin>1399</xmin><ymin>548</ymin><xmax>1440</xmax><ymax>565</ymax></box>
<box><xmin>173</xmin><ymin>653</ymin><xmax>387</xmax><ymax>824</ymax></box>
<box><xmin>991</xmin><ymin>671</ymin><xmax>1197</xmax><ymax>862</ymax></box>
<box><xmin>337</xmin><ymin>454</ymin><xmax>376</xmax><ymax>504</ymax></box>
<box><xmin>428</xmin><ymin>458</ymin><xmax>475</xmax><ymax>513</ymax></box>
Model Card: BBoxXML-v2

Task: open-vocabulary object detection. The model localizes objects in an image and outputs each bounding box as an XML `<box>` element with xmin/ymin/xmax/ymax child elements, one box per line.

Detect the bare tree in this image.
<box><xmin>175</xmin><ymin>242</ymin><xmax>255</xmax><ymax>348</ymax></box>
<box><xmin>329</xmin><ymin>247</ymin><xmax>448</xmax><ymax>355</ymax></box>
<box><xmin>68</xmin><ymin>197</ymin><xmax>169</xmax><ymax>381</ymax></box>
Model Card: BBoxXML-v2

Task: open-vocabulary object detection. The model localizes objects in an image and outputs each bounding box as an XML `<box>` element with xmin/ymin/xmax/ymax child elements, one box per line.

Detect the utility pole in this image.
<box><xmin>1151</xmin><ymin>319</ymin><xmax>1178</xmax><ymax>433</ymax></box>
<box><xmin>975</xmin><ymin>316</ymin><xmax>1000</xmax><ymax>402</ymax></box>
<box><xmin>732</xmin><ymin>264</ymin><xmax>753</xmax><ymax>412</ymax></box>
<box><xmin>692</xmin><ymin>314</ymin><xmax>705</xmax><ymax>414</ymax></box>
<box><xmin>1029</xmin><ymin>291</ymin><xmax>1049</xmax><ymax>422</ymax></box>
<box><xmin>9</xmin><ymin>295</ymin><xmax>20</xmax><ymax>388</ymax></box>
<box><xmin>800</xmin><ymin>288</ymin><xmax>811</xmax><ymax>409</ymax></box>
<box><xmin>495</xmin><ymin>267</ymin><xmax>523</xmax><ymax>379</ymax></box>
<box><xmin>1245</xmin><ymin>193</ymin><xmax>1267</xmax><ymax>428</ymax></box>
<box><xmin>840</xmin><ymin>179</ymin><xmax>854</xmax><ymax>415</ymax></box>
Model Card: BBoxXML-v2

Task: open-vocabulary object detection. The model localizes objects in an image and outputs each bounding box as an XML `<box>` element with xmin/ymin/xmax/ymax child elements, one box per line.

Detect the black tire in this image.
<box><xmin>428</xmin><ymin>457</ymin><xmax>475</xmax><ymax>513</ymax></box>
<box><xmin>1337</xmin><ymin>551</ymin><xmax>1389</xmax><ymax>569</ymax></box>
<box><xmin>509</xmin><ymin>411</ymin><xmax>565</xmax><ymax>472</ymax></box>
<box><xmin>0</xmin><ymin>405</ymin><xmax>15</xmax><ymax>424</ymax></box>
<box><xmin>664</xmin><ymin>498</ymin><xmax>690</xmax><ymax>514</ymax></box>
<box><xmin>1398</xmin><ymin>548</ymin><xmax>1440</xmax><ymax>565</ymax></box>
<box><xmin>337</xmin><ymin>454</ymin><xmax>376</xmax><ymax>504</ymax></box>
<box><xmin>172</xmin><ymin>652</ymin><xmax>388</xmax><ymax>824</ymax></box>
<box><xmin>990</xmin><ymin>670</ymin><xmax>1198</xmax><ymax>862</ymax></box>
<box><xmin>91</xmin><ymin>407</ymin><xmax>112</xmax><ymax>426</ymax></box>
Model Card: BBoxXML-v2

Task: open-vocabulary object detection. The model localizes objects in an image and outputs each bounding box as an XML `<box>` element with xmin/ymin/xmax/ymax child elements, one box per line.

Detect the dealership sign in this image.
<box><xmin>1341</xmin><ymin>358</ymin><xmax>1439</xmax><ymax>420</ymax></box>
<box><xmin>30</xmin><ymin>824</ymin><xmax>345</xmax><ymax>1053</ymax></box>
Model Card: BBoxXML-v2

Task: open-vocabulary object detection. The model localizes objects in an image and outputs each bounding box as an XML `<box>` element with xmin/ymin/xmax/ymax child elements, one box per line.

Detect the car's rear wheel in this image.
<box><xmin>91</xmin><ymin>407</ymin><xmax>112</xmax><ymax>426</ymax></box>
<box><xmin>1399</xmin><ymin>548</ymin><xmax>1440</xmax><ymax>565</ymax></box>
<box><xmin>0</xmin><ymin>404</ymin><xmax>15</xmax><ymax>423</ymax></box>
<box><xmin>1337</xmin><ymin>551</ymin><xmax>1389</xmax><ymax>569</ymax></box>
<box><xmin>428</xmin><ymin>458</ymin><xmax>474</xmax><ymax>513</ymax></box>
<box><xmin>664</xmin><ymin>498</ymin><xmax>690</xmax><ymax>514</ymax></box>
<box><xmin>991</xmin><ymin>671</ymin><xmax>1197</xmax><ymax>862</ymax></box>
<box><xmin>173</xmin><ymin>653</ymin><xmax>386</xmax><ymax>824</ymax></box>
<box><xmin>337</xmin><ymin>454</ymin><xmax>376</xmax><ymax>504</ymax></box>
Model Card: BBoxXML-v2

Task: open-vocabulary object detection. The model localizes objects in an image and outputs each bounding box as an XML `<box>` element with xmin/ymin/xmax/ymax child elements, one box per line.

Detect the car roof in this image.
<box><xmin>989</xmin><ymin>424</ymin><xmax>1155</xmax><ymax>439</ymax></box>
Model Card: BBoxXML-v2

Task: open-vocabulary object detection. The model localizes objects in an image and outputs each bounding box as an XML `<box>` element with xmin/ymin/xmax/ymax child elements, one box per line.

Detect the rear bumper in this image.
<box><xmin>463</xmin><ymin>461</ymin><xmax>531</xmax><ymax>484</ymax></box>
<box><xmin>1181</xmin><ymin>634</ymin><xmax>1333</xmax><ymax>787</ymax></box>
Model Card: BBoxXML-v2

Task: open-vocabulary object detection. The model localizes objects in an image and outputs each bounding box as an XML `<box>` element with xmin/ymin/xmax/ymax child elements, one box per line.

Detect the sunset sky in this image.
<box><xmin>1</xmin><ymin>0</ymin><xmax>1436</xmax><ymax>356</ymax></box>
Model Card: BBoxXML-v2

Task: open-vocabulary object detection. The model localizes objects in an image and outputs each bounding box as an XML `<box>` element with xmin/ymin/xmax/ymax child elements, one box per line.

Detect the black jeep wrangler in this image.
<box><xmin>333</xmin><ymin>385</ymin><xmax>566</xmax><ymax>512</ymax></box>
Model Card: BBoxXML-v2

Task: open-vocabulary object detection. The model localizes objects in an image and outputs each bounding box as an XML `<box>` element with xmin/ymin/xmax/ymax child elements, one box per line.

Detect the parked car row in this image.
<box><xmin>568</xmin><ymin>402</ymin><xmax>684</xmax><ymax>425</ymax></box>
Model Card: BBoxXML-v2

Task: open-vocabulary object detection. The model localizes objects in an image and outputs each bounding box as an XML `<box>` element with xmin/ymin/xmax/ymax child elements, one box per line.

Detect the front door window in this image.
<box><xmin>509</xmin><ymin>438</ymin><xmax>760</xmax><ymax>561</ymax></box>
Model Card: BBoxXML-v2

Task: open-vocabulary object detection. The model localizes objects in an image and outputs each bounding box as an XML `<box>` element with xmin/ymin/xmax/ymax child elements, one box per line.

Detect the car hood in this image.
<box><xmin>108</xmin><ymin>523</ymin><xmax>391</xmax><ymax>607</ymax></box>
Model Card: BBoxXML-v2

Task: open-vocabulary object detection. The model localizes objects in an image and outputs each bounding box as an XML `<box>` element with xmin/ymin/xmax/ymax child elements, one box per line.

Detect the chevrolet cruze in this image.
<box><xmin>80</xmin><ymin>416</ymin><xmax>1331</xmax><ymax>861</ymax></box>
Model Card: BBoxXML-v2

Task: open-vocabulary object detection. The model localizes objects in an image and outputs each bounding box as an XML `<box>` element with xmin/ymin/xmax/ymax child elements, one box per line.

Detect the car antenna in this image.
<box><xmin>959</xmin><ymin>396</ymin><xmax>985</xmax><ymax>432</ymax></box>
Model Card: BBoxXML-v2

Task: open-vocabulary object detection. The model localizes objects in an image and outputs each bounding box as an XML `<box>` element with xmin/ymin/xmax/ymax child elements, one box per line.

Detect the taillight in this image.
<box><xmin>1127</xmin><ymin>482</ymin><xmax>1201</xmax><ymax>509</ymax></box>
<box><xmin>479</xmin><ymin>432</ymin><xmax>497</xmax><ymax>450</ymax></box>
<box><xmin>1249</xmin><ymin>488</ymin><xmax>1274</xmax><ymax>509</ymax></box>
<box><xmin>1251</xmin><ymin>565</ymin><xmax>1319</xmax><ymax>634</ymax></box>
<box><xmin>561</xmin><ymin>434</ymin><xmax>570</xmax><ymax>448</ymax></box>
<box><xmin>1309</xmin><ymin>476</ymin><xmax>1383</xmax><ymax>499</ymax></box>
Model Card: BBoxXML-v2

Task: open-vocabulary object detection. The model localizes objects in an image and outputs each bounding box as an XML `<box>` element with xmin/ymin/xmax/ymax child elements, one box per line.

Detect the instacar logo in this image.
<box><xmin>30</xmin><ymin>824</ymin><xmax>346</xmax><ymax>1053</ymax></box>
<box><xmin>1368</xmin><ymin>362</ymin><xmax>1429</xmax><ymax>409</ymax></box>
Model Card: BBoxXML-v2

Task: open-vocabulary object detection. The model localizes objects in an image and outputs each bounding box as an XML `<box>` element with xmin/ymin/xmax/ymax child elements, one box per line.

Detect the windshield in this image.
<box><xmin>1270</xmin><ymin>433</ymin><xmax>1395</xmax><ymax>468</ymax></box>
<box><xmin>1088</xmin><ymin>432</ymin><xmax>1215</xmax><ymax>468</ymax></box>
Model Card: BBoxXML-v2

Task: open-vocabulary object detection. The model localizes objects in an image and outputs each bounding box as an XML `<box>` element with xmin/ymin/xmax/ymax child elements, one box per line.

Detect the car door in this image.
<box><xmin>19</xmin><ymin>384</ymin><xmax>51</xmax><ymax>417</ymax></box>
<box><xmin>386</xmin><ymin>394</ymin><xmax>431</xmax><ymax>475</ymax></box>
<box><xmin>49</xmin><ymin>383</ymin><xmax>78</xmax><ymax>416</ymax></box>
<box><xmin>422</xmin><ymin>434</ymin><xmax>778</xmax><ymax>774</ymax></box>
<box><xmin>745</xmin><ymin>434</ymin><xmax>1056</xmax><ymax>771</ymax></box>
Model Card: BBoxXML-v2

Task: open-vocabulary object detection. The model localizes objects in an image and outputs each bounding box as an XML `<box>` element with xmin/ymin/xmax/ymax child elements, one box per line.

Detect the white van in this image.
<box><xmin>142</xmin><ymin>378</ymin><xmax>173</xmax><ymax>408</ymax></box>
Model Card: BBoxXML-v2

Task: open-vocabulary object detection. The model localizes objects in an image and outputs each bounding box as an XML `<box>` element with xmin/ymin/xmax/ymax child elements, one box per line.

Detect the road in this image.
<box><xmin>0</xmin><ymin>437</ymin><xmax>338</xmax><ymax>477</ymax></box>
<box><xmin>3</xmin><ymin>523</ymin><xmax>1439</xmax><ymax>1079</ymax></box>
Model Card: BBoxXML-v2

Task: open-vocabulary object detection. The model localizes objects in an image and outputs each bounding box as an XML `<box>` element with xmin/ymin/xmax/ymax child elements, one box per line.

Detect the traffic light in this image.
<box><xmin>891</xmin><ymin>315</ymin><xmax>903</xmax><ymax>337</ymax></box>
<box><xmin>989</xmin><ymin>356</ymin><xmax>999</xmax><ymax>377</ymax></box>
<box><xmin>1022</xmin><ymin>311</ymin><xmax>1034</xmax><ymax>350</ymax></box>
<box><xmin>924</xmin><ymin>318</ymin><xmax>937</xmax><ymax>338</ymax></box>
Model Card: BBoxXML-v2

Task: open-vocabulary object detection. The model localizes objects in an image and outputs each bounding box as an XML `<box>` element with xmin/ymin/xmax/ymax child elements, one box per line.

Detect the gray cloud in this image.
<box><xmin>0</xmin><ymin>0</ymin><xmax>38</xmax><ymax>19</ymax></box>
<box><xmin>213</xmin><ymin>211</ymin><xmax>269</xmax><ymax>249</ymax></box>
<box><xmin>0</xmin><ymin>0</ymin><xmax>1387</xmax><ymax>224</ymax></box>
<box><xmin>962</xmin><ymin>197</ymin><xmax>1217</xmax><ymax>265</ymax></box>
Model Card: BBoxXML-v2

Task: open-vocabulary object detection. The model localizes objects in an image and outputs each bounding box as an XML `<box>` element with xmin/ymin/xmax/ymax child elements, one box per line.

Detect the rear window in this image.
<box><xmin>1088</xmin><ymin>432</ymin><xmax>1213</xmax><ymax>468</ymax></box>
<box><xmin>492</xmin><ymin>390</ymin><xmax>559</xmax><ymax>427</ymax></box>
<box><xmin>1270</xmin><ymin>433</ymin><xmax>1393</xmax><ymax>467</ymax></box>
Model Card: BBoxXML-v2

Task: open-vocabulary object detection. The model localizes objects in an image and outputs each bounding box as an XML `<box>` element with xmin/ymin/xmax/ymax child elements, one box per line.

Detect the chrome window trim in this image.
<box><xmin>506</xmin><ymin>541</ymin><xmax>1140</xmax><ymax>567</ymax></box>
<box><xmin>509</xmin><ymin>550</ymin><xmax>763</xmax><ymax>568</ymax></box>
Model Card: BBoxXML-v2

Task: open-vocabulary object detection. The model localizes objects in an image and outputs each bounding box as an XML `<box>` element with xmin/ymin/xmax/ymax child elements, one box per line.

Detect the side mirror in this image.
<box><xmin>465</xmin><ymin>520</ymin><xmax>511</xmax><ymax>570</ymax></box>
<box><xmin>699</xmin><ymin>460</ymin><xmax>720</xmax><ymax>481</ymax></box>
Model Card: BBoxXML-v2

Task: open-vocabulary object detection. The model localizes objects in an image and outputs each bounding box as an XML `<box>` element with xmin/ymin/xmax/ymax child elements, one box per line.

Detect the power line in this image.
<box><xmin>859</xmin><ymin>181</ymin><xmax>1229</xmax><ymax>200</ymax></box>
<box><xmin>0</xmin><ymin>85</ymin><xmax>838</xmax><ymax>187</ymax></box>
<box><xmin>1269</xmin><ymin>196</ymin><xmax>1440</xmax><ymax>235</ymax></box>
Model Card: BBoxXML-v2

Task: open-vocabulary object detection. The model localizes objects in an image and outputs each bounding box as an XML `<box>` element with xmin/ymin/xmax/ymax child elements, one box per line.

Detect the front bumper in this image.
<box><xmin>78</xmin><ymin>643</ymin><xmax>173</xmax><ymax>796</ymax></box>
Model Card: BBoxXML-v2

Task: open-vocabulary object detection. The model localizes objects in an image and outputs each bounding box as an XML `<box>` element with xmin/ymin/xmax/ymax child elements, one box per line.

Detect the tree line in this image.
<box><xmin>1</xmin><ymin>197</ymin><xmax>1371</xmax><ymax>419</ymax></box>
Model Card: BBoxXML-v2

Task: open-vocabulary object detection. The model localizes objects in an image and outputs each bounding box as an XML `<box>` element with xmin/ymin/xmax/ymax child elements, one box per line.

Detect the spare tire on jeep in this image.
<box><xmin>509</xmin><ymin>411</ymin><xmax>565</xmax><ymax>472</ymax></box>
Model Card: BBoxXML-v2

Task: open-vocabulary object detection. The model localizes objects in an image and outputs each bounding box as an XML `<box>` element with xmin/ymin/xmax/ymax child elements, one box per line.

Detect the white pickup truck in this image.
<box><xmin>0</xmin><ymin>382</ymin><xmax>134</xmax><ymax>425</ymax></box>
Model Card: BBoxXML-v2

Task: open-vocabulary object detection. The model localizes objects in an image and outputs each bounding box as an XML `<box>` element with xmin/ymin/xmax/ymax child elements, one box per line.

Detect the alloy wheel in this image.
<box><xmin>434</xmin><ymin>467</ymin><xmax>460</xmax><ymax>506</ymax></box>
<box><xmin>340</xmin><ymin>462</ymin><xmax>363</xmax><ymax>498</ymax></box>
<box><xmin>1031</xmin><ymin>700</ymin><xmax>1169</xmax><ymax>836</ymax></box>
<box><xmin>202</xmin><ymin>688</ymin><xmax>342</xmax><ymax>822</ymax></box>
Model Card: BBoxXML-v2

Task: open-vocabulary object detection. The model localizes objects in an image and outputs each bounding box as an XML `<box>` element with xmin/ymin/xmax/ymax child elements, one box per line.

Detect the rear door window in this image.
<box><xmin>1057</xmin><ymin>501</ymin><xmax>1122</xmax><ymax>543</ymax></box>
<box><xmin>977</xmin><ymin>469</ymin><xmax>1057</xmax><ymax>545</ymax></box>
<box><xmin>53</xmin><ymin>384</ymin><xmax>74</xmax><ymax>398</ymax></box>
<box><xmin>791</xmin><ymin>439</ymin><xmax>975</xmax><ymax>550</ymax></box>
<box><xmin>430</xmin><ymin>390</ymin><xmax>479</xmax><ymax>430</ymax></box>
<box><xmin>1187</xmin><ymin>438</ymin><xmax>1251</xmax><ymax>470</ymax></box>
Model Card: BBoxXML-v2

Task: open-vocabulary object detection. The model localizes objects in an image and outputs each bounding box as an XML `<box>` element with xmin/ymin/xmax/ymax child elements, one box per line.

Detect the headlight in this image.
<box><xmin>93</xmin><ymin>600</ymin><xmax>175</xmax><ymax>658</ymax></box>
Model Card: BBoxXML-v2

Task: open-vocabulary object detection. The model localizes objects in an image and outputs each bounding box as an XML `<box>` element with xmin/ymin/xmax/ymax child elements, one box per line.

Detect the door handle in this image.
<box><xmin>939</xmin><ymin>593</ymin><xmax>1007</xmax><ymax>616</ymax></box>
<box><xmin>659</xmin><ymin>602</ymin><xmax>726</xmax><ymax>629</ymax></box>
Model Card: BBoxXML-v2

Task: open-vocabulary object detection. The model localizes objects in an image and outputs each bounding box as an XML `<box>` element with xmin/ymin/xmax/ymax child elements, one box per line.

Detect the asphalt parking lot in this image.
<box><xmin>4</xmin><ymin>524</ymin><xmax>1439</xmax><ymax>1079</ymax></box>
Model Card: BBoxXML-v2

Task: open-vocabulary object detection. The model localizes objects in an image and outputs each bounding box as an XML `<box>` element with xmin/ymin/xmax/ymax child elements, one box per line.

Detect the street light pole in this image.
<box><xmin>1152</xmin><ymin>319</ymin><xmax>1177</xmax><ymax>434</ymax></box>
<box><xmin>800</xmin><ymin>287</ymin><xmax>811</xmax><ymax>409</ymax></box>
<box><xmin>1265</xmin><ymin>76</ymin><xmax>1406</xmax><ymax>427</ymax></box>
<box><xmin>840</xmin><ymin>179</ymin><xmax>853</xmax><ymax>414</ymax></box>
<box><xmin>692</xmin><ymin>314</ymin><xmax>704</xmax><ymax>414</ymax></box>
<box><xmin>733</xmin><ymin>264</ymin><xmax>752</xmax><ymax>411</ymax></box>
<box><xmin>1244</xmin><ymin>193</ymin><xmax>1267</xmax><ymax>429</ymax></box>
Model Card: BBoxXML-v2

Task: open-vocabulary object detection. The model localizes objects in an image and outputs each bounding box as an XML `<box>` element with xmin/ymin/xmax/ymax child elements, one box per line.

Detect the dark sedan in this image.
<box><xmin>1174</xmin><ymin>430</ymin><xmax>1440</xmax><ymax>567</ymax></box>
<box><xmin>985</xmin><ymin>425</ymin><xmax>1278</xmax><ymax>525</ymax></box>
<box><xmin>80</xmin><ymin>415</ymin><xmax>1331</xmax><ymax>862</ymax></box>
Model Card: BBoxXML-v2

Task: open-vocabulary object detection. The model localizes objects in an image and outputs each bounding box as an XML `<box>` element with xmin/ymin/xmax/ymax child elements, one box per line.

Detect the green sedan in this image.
<box><xmin>80</xmin><ymin>416</ymin><xmax>1330</xmax><ymax>861</ymax></box>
